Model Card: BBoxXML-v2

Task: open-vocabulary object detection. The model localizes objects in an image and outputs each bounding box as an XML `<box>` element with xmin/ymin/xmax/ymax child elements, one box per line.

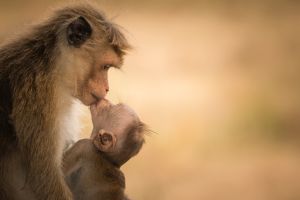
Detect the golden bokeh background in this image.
<box><xmin>1</xmin><ymin>1</ymin><xmax>300</xmax><ymax>199</ymax></box>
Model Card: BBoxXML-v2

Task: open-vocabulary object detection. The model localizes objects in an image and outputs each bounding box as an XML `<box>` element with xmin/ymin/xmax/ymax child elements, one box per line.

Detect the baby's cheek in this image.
<box><xmin>92</xmin><ymin>120</ymin><xmax>107</xmax><ymax>133</ymax></box>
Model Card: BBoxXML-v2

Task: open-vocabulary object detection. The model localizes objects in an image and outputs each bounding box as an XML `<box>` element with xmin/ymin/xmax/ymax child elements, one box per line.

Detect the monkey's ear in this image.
<box><xmin>67</xmin><ymin>16</ymin><xmax>92</xmax><ymax>47</ymax></box>
<box><xmin>93</xmin><ymin>129</ymin><xmax>116</xmax><ymax>152</ymax></box>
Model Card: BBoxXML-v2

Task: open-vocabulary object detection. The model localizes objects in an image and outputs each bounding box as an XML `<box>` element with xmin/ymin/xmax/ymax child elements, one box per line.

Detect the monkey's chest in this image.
<box><xmin>59</xmin><ymin>99</ymin><xmax>84</xmax><ymax>151</ymax></box>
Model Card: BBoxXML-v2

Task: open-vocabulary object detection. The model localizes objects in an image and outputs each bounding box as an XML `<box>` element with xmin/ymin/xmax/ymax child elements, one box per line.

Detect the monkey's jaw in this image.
<box><xmin>88</xmin><ymin>92</ymin><xmax>106</xmax><ymax>106</ymax></box>
<box><xmin>73</xmin><ymin>92</ymin><xmax>99</xmax><ymax>106</ymax></box>
<box><xmin>91</xmin><ymin>93</ymin><xmax>101</xmax><ymax>102</ymax></box>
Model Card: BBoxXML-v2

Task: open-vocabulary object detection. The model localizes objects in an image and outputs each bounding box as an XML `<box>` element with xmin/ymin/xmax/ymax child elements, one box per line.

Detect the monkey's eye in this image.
<box><xmin>102</xmin><ymin>64</ymin><xmax>112</xmax><ymax>70</ymax></box>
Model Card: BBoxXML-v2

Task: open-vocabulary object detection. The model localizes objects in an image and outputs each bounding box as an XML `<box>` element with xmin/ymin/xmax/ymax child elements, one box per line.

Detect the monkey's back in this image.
<box><xmin>0</xmin><ymin>28</ymin><xmax>57</xmax><ymax>150</ymax></box>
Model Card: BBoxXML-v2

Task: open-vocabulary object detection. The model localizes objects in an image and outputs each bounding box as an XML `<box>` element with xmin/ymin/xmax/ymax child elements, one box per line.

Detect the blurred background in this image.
<box><xmin>1</xmin><ymin>0</ymin><xmax>300</xmax><ymax>199</ymax></box>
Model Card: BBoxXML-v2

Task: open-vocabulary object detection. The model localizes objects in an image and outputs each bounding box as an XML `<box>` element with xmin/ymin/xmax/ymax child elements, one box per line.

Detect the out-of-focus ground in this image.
<box><xmin>1</xmin><ymin>0</ymin><xmax>300</xmax><ymax>199</ymax></box>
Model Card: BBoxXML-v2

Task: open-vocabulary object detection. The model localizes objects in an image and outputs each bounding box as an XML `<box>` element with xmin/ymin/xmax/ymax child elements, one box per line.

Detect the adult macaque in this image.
<box><xmin>63</xmin><ymin>100</ymin><xmax>145</xmax><ymax>200</ymax></box>
<box><xmin>0</xmin><ymin>3</ymin><xmax>130</xmax><ymax>199</ymax></box>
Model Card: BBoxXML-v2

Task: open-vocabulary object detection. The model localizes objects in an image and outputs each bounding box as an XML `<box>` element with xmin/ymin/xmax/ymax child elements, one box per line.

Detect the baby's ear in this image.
<box><xmin>93</xmin><ymin>129</ymin><xmax>116</xmax><ymax>152</ymax></box>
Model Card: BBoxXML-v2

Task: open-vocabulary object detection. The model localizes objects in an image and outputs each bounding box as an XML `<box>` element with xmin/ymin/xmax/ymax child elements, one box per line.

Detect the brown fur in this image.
<box><xmin>63</xmin><ymin>102</ymin><xmax>145</xmax><ymax>200</ymax></box>
<box><xmin>90</xmin><ymin>101</ymin><xmax>145</xmax><ymax>167</ymax></box>
<box><xmin>63</xmin><ymin>139</ymin><xmax>127</xmax><ymax>200</ymax></box>
<box><xmin>0</xmin><ymin>3</ymin><xmax>130</xmax><ymax>200</ymax></box>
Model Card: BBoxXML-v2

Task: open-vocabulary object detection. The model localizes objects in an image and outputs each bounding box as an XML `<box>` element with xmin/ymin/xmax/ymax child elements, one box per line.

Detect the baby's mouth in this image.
<box><xmin>90</xmin><ymin>98</ymin><xmax>110</xmax><ymax>114</ymax></box>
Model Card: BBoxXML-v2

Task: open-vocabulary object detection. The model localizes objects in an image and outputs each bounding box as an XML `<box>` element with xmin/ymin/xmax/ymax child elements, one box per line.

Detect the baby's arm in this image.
<box><xmin>63</xmin><ymin>139</ymin><xmax>126</xmax><ymax>200</ymax></box>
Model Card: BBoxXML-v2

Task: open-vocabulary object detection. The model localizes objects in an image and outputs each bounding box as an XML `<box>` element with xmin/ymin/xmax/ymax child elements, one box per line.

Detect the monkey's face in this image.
<box><xmin>90</xmin><ymin>100</ymin><xmax>139</xmax><ymax>134</ymax></box>
<box><xmin>62</xmin><ymin>16</ymin><xmax>124</xmax><ymax>106</ymax></box>
<box><xmin>90</xmin><ymin>100</ymin><xmax>145</xmax><ymax>166</ymax></box>
<box><xmin>76</xmin><ymin>49</ymin><xmax>121</xmax><ymax>106</ymax></box>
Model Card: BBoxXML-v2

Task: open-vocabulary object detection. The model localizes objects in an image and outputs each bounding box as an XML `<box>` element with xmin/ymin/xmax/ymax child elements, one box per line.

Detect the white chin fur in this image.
<box><xmin>60</xmin><ymin>99</ymin><xmax>85</xmax><ymax>151</ymax></box>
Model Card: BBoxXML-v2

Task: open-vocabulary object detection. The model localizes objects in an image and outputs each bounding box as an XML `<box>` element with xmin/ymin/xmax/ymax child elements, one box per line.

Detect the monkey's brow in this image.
<box><xmin>112</xmin><ymin>64</ymin><xmax>122</xmax><ymax>69</ymax></box>
<box><xmin>111</xmin><ymin>59</ymin><xmax>123</xmax><ymax>69</ymax></box>
<box><xmin>107</xmin><ymin>55</ymin><xmax>124</xmax><ymax>69</ymax></box>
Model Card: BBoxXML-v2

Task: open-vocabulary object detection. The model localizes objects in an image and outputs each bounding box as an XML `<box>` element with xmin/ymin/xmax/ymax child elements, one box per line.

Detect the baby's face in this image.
<box><xmin>90</xmin><ymin>99</ymin><xmax>145</xmax><ymax>166</ymax></box>
<box><xmin>91</xmin><ymin>100</ymin><xmax>139</xmax><ymax>139</ymax></box>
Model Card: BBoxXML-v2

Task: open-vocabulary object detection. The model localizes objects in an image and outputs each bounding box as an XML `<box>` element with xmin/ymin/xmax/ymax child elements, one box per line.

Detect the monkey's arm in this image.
<box><xmin>63</xmin><ymin>139</ymin><xmax>92</xmax><ymax>195</ymax></box>
<box><xmin>63</xmin><ymin>139</ymin><xmax>128</xmax><ymax>200</ymax></box>
<box><xmin>63</xmin><ymin>139</ymin><xmax>92</xmax><ymax>174</ymax></box>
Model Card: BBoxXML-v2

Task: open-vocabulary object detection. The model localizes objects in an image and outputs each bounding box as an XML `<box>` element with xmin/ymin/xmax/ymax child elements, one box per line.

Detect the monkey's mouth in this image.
<box><xmin>91</xmin><ymin>93</ymin><xmax>102</xmax><ymax>105</ymax></box>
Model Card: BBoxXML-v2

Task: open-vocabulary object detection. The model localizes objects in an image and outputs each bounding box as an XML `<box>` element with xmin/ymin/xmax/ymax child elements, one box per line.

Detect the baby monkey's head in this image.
<box><xmin>90</xmin><ymin>100</ymin><xmax>145</xmax><ymax>167</ymax></box>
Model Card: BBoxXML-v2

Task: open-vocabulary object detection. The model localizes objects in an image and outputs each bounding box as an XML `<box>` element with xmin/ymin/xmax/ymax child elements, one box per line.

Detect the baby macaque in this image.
<box><xmin>63</xmin><ymin>100</ymin><xmax>145</xmax><ymax>200</ymax></box>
